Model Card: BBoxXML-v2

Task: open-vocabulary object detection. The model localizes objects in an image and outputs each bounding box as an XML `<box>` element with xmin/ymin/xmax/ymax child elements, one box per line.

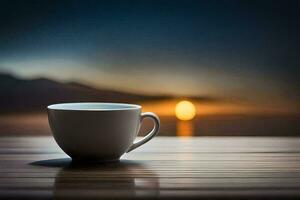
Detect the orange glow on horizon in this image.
<box><xmin>140</xmin><ymin>99</ymin><xmax>298</xmax><ymax>117</ymax></box>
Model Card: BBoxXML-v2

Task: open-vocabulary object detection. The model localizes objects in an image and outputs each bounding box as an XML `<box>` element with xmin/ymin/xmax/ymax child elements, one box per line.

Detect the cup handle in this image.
<box><xmin>126</xmin><ymin>112</ymin><xmax>160</xmax><ymax>153</ymax></box>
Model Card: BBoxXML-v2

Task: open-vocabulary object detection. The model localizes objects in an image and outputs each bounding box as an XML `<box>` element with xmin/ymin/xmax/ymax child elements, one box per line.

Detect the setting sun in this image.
<box><xmin>175</xmin><ymin>100</ymin><xmax>196</xmax><ymax>121</ymax></box>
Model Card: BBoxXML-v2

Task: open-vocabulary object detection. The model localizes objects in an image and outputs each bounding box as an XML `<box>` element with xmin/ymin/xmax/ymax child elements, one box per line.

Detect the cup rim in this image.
<box><xmin>47</xmin><ymin>102</ymin><xmax>141</xmax><ymax>111</ymax></box>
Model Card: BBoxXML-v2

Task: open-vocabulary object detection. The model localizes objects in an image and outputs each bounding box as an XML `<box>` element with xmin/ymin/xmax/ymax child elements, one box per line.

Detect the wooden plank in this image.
<box><xmin>0</xmin><ymin>136</ymin><xmax>300</xmax><ymax>199</ymax></box>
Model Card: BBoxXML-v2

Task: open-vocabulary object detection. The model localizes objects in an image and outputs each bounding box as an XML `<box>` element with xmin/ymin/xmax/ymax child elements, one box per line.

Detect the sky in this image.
<box><xmin>0</xmin><ymin>0</ymin><xmax>299</xmax><ymax>112</ymax></box>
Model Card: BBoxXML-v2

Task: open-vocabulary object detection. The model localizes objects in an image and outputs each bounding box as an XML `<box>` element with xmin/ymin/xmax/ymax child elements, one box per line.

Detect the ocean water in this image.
<box><xmin>0</xmin><ymin>114</ymin><xmax>299</xmax><ymax>136</ymax></box>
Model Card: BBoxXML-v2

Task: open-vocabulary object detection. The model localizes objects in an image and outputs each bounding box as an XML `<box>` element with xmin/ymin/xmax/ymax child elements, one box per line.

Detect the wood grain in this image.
<box><xmin>0</xmin><ymin>136</ymin><xmax>299</xmax><ymax>199</ymax></box>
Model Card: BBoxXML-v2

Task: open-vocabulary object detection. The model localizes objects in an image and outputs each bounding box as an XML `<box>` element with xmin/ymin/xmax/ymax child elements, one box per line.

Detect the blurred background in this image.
<box><xmin>0</xmin><ymin>0</ymin><xmax>299</xmax><ymax>136</ymax></box>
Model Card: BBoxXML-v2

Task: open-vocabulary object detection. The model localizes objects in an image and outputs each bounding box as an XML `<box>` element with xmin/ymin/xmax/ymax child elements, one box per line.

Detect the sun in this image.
<box><xmin>175</xmin><ymin>100</ymin><xmax>196</xmax><ymax>121</ymax></box>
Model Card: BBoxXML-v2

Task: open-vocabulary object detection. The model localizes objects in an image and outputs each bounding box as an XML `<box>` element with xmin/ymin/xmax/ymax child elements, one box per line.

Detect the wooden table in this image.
<box><xmin>0</xmin><ymin>136</ymin><xmax>300</xmax><ymax>199</ymax></box>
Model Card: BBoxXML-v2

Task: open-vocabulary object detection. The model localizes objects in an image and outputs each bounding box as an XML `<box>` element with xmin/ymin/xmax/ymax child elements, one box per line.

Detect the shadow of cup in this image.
<box><xmin>31</xmin><ymin>158</ymin><xmax>159</xmax><ymax>199</ymax></box>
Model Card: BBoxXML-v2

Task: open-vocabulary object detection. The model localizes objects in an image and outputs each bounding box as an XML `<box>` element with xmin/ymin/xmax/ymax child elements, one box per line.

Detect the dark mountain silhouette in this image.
<box><xmin>0</xmin><ymin>73</ymin><xmax>167</xmax><ymax>113</ymax></box>
<box><xmin>0</xmin><ymin>73</ymin><xmax>222</xmax><ymax>113</ymax></box>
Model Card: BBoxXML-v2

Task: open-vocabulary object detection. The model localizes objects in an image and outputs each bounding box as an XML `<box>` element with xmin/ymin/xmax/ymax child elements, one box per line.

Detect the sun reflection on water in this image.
<box><xmin>176</xmin><ymin>120</ymin><xmax>194</xmax><ymax>137</ymax></box>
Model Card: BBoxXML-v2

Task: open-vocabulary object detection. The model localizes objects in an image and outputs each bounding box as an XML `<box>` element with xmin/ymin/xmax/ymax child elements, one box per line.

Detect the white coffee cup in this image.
<box><xmin>47</xmin><ymin>102</ymin><xmax>160</xmax><ymax>162</ymax></box>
